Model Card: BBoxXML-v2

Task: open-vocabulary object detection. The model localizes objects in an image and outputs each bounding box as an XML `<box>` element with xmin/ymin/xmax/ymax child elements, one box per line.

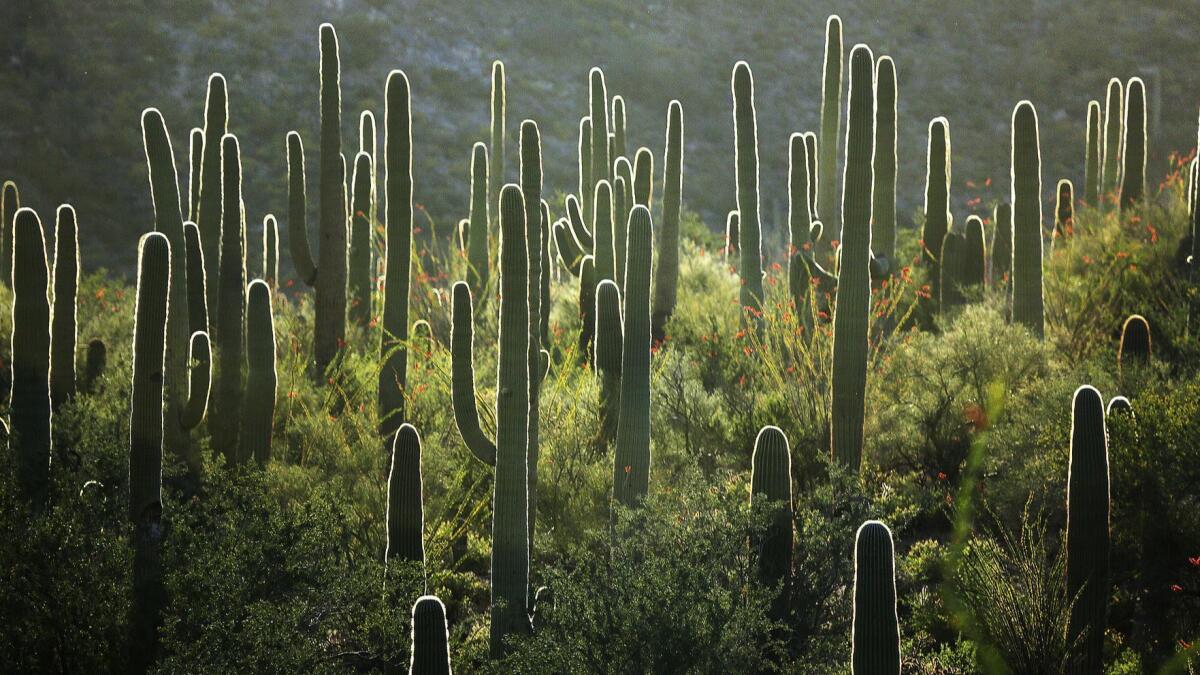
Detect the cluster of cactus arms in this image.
<box><xmin>240</xmin><ymin>280</ymin><xmax>277</xmax><ymax>465</ymax></box>
<box><xmin>750</xmin><ymin>426</ymin><xmax>793</xmax><ymax>621</ymax></box>
<box><xmin>1011</xmin><ymin>101</ymin><xmax>1045</xmax><ymax>338</ymax></box>
<box><xmin>1054</xmin><ymin>179</ymin><xmax>1075</xmax><ymax>242</ymax></box>
<box><xmin>922</xmin><ymin>117</ymin><xmax>951</xmax><ymax>297</ymax></box>
<box><xmin>1</xmin><ymin>180</ymin><xmax>20</xmax><ymax>285</ymax></box>
<box><xmin>410</xmin><ymin>595</ymin><xmax>453</xmax><ymax>674</ymax></box>
<box><xmin>830</xmin><ymin>45</ymin><xmax>875</xmax><ymax>470</ymax></box>
<box><xmin>1065</xmin><ymin>385</ymin><xmax>1111</xmax><ymax>674</ymax></box>
<box><xmin>818</xmin><ymin>15</ymin><xmax>843</xmax><ymax>222</ymax></box>
<box><xmin>651</xmin><ymin>100</ymin><xmax>683</xmax><ymax>344</ymax></box>
<box><xmin>991</xmin><ymin>202</ymin><xmax>1013</xmax><ymax>285</ymax></box>
<box><xmin>1120</xmin><ymin>78</ymin><xmax>1147</xmax><ymax>212</ymax></box>
<box><xmin>1084</xmin><ymin>100</ymin><xmax>1102</xmax><ymax>206</ymax></box>
<box><xmin>348</xmin><ymin>151</ymin><xmax>374</xmax><ymax>326</ymax></box>
<box><xmin>873</xmin><ymin>56</ymin><xmax>898</xmax><ymax>262</ymax></box>
<box><xmin>467</xmin><ymin>142</ymin><xmax>490</xmax><ymax>294</ymax></box>
<box><xmin>612</xmin><ymin>207</ymin><xmax>653</xmax><ymax>509</ymax></box>
<box><xmin>386</xmin><ymin>424</ymin><xmax>425</xmax><ymax>569</ymax></box>
<box><xmin>379</xmin><ymin>69</ymin><xmax>414</xmax><ymax>440</ymax></box>
<box><xmin>852</xmin><ymin>521</ymin><xmax>902</xmax><ymax>674</ymax></box>
<box><xmin>11</xmin><ymin>207</ymin><xmax>52</xmax><ymax>506</ymax></box>
<box><xmin>50</xmin><ymin>205</ymin><xmax>79</xmax><ymax>410</ymax></box>
<box><xmin>732</xmin><ymin>62</ymin><xmax>765</xmax><ymax>326</ymax></box>
<box><xmin>1102</xmin><ymin>79</ymin><xmax>1124</xmax><ymax>198</ymax></box>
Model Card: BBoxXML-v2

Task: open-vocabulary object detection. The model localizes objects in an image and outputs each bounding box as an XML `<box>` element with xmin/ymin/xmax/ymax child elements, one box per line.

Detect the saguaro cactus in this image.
<box><xmin>963</xmin><ymin>215</ymin><xmax>986</xmax><ymax>289</ymax></box>
<box><xmin>410</xmin><ymin>595</ymin><xmax>452</xmax><ymax>675</ymax></box>
<box><xmin>240</xmin><ymin>280</ymin><xmax>276</xmax><ymax>465</ymax></box>
<box><xmin>732</xmin><ymin>62</ymin><xmax>765</xmax><ymax>326</ymax></box>
<box><xmin>830</xmin><ymin>45</ymin><xmax>875</xmax><ymax>470</ymax></box>
<box><xmin>386</xmin><ymin>423</ymin><xmax>425</xmax><ymax>567</ymax></box>
<box><xmin>788</xmin><ymin>133</ymin><xmax>813</xmax><ymax>318</ymax></box>
<box><xmin>262</xmin><ymin>215</ymin><xmax>279</xmax><ymax>289</ymax></box>
<box><xmin>922</xmin><ymin>118</ymin><xmax>952</xmax><ymax>282</ymax></box>
<box><xmin>1084</xmin><ymin>100</ymin><xmax>1102</xmax><ymax>206</ymax></box>
<box><xmin>750</xmin><ymin>426</ymin><xmax>793</xmax><ymax>620</ymax></box>
<box><xmin>873</xmin><ymin>56</ymin><xmax>898</xmax><ymax>261</ymax></box>
<box><xmin>1054</xmin><ymin>179</ymin><xmax>1075</xmax><ymax>242</ymax></box>
<box><xmin>651</xmin><ymin>101</ymin><xmax>683</xmax><ymax>344</ymax></box>
<box><xmin>183</xmin><ymin>222</ymin><xmax>208</xmax><ymax>335</ymax></box>
<box><xmin>1011</xmin><ymin>101</ymin><xmax>1045</xmax><ymax>338</ymax></box>
<box><xmin>490</xmin><ymin>61</ymin><xmax>506</xmax><ymax>218</ymax></box>
<box><xmin>991</xmin><ymin>202</ymin><xmax>1012</xmax><ymax>285</ymax></box>
<box><xmin>468</xmin><ymin>142</ymin><xmax>490</xmax><ymax>294</ymax></box>
<box><xmin>348</xmin><ymin>152</ymin><xmax>374</xmax><ymax>326</ymax></box>
<box><xmin>318</xmin><ymin>24</ymin><xmax>348</xmax><ymax>376</ymax></box>
<box><xmin>211</xmin><ymin>134</ymin><xmax>246</xmax><ymax>459</ymax></box>
<box><xmin>725</xmin><ymin>211</ymin><xmax>740</xmax><ymax>261</ymax></box>
<box><xmin>380</xmin><ymin>70</ymin><xmax>413</xmax><ymax>439</ymax></box>
<box><xmin>613</xmin><ymin>207</ymin><xmax>653</xmax><ymax>508</ymax></box>
<box><xmin>129</xmin><ymin>232</ymin><xmax>170</xmax><ymax>671</ymax></box>
<box><xmin>804</xmin><ymin>132</ymin><xmax>819</xmax><ymax>220</ymax></box>
<box><xmin>633</xmin><ymin>147</ymin><xmax>653</xmax><ymax>209</ymax></box>
<box><xmin>50</xmin><ymin>205</ymin><xmax>79</xmax><ymax>410</ymax></box>
<box><xmin>1118</xmin><ymin>313</ymin><xmax>1151</xmax><ymax>376</ymax></box>
<box><xmin>818</xmin><ymin>15</ymin><xmax>843</xmax><ymax>221</ymax></box>
<box><xmin>939</xmin><ymin>231</ymin><xmax>966</xmax><ymax>310</ymax></box>
<box><xmin>590</xmin><ymin>68</ymin><xmax>611</xmax><ymax>199</ymax></box>
<box><xmin>520</xmin><ymin>121</ymin><xmax>545</xmax><ymax>563</ymax></box>
<box><xmin>852</xmin><ymin>520</ymin><xmax>901</xmax><ymax>675</ymax></box>
<box><xmin>1119</xmin><ymin>77</ymin><xmax>1147</xmax><ymax>212</ymax></box>
<box><xmin>593</xmin><ymin>180</ymin><xmax>616</xmax><ymax>285</ymax></box>
<box><xmin>197</xmin><ymin>74</ymin><xmax>227</xmax><ymax>318</ymax></box>
<box><xmin>82</xmin><ymin>338</ymin><xmax>107</xmax><ymax>394</ymax></box>
<box><xmin>1065</xmin><ymin>385</ymin><xmax>1111</xmax><ymax>675</ymax></box>
<box><xmin>611</xmin><ymin>95</ymin><xmax>627</xmax><ymax>162</ymax></box>
<box><xmin>188</xmin><ymin>128</ymin><xmax>202</xmax><ymax>223</ymax></box>
<box><xmin>11</xmin><ymin>208</ymin><xmax>52</xmax><ymax>506</ymax></box>
<box><xmin>1</xmin><ymin>180</ymin><xmax>18</xmax><ymax>285</ymax></box>
<box><xmin>1102</xmin><ymin>78</ymin><xmax>1124</xmax><ymax>198</ymax></box>
<box><xmin>595</xmin><ymin>279</ymin><xmax>622</xmax><ymax>446</ymax></box>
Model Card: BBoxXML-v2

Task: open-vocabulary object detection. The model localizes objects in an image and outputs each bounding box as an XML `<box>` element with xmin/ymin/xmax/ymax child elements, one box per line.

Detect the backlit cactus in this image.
<box><xmin>595</xmin><ymin>279</ymin><xmax>622</xmax><ymax>447</ymax></box>
<box><xmin>590</xmin><ymin>68</ymin><xmax>611</xmax><ymax>199</ymax></box>
<box><xmin>50</xmin><ymin>204</ymin><xmax>78</xmax><ymax>410</ymax></box>
<box><xmin>725</xmin><ymin>211</ymin><xmax>740</xmax><ymax>261</ymax></box>
<box><xmin>1065</xmin><ymin>385</ymin><xmax>1111</xmax><ymax>674</ymax></box>
<box><xmin>750</xmin><ymin>426</ymin><xmax>793</xmax><ymax>620</ymax></box>
<box><xmin>262</xmin><ymin>215</ymin><xmax>279</xmax><ymax>289</ymax></box>
<box><xmin>1084</xmin><ymin>100</ymin><xmax>1102</xmax><ymax>206</ymax></box>
<box><xmin>197</xmin><ymin>74</ymin><xmax>227</xmax><ymax>317</ymax></box>
<box><xmin>520</xmin><ymin>120</ymin><xmax>545</xmax><ymax>559</ymax></box>
<box><xmin>578</xmin><ymin>117</ymin><xmax>592</xmax><ymax>220</ymax></box>
<box><xmin>873</xmin><ymin>55</ymin><xmax>897</xmax><ymax>261</ymax></box>
<box><xmin>633</xmin><ymin>147</ymin><xmax>653</xmax><ymax>208</ymax></box>
<box><xmin>240</xmin><ymin>280</ymin><xmax>276</xmax><ymax>465</ymax></box>
<box><xmin>468</xmin><ymin>142</ymin><xmax>490</xmax><ymax>294</ymax></box>
<box><xmin>1102</xmin><ymin>78</ymin><xmax>1123</xmax><ymax>198</ymax></box>
<box><xmin>410</xmin><ymin>595</ymin><xmax>452</xmax><ymax>675</ymax></box>
<box><xmin>851</xmin><ymin>520</ymin><xmax>901</xmax><ymax>675</ymax></box>
<box><xmin>804</xmin><ymin>132</ymin><xmax>819</xmax><ymax>220</ymax></box>
<box><xmin>1011</xmin><ymin>101</ymin><xmax>1045</xmax><ymax>338</ymax></box>
<box><xmin>651</xmin><ymin>100</ymin><xmax>683</xmax><ymax>344</ymax></box>
<box><xmin>578</xmin><ymin>255</ymin><xmax>597</xmax><ymax>362</ymax></box>
<box><xmin>923</xmin><ymin>117</ymin><xmax>951</xmax><ymax>291</ymax></box>
<box><xmin>939</xmin><ymin>231</ymin><xmax>965</xmax><ymax>310</ymax></box>
<box><xmin>788</xmin><ymin>133</ymin><xmax>813</xmax><ymax>319</ymax></box>
<box><xmin>732</xmin><ymin>61</ymin><xmax>764</xmax><ymax>326</ymax></box>
<box><xmin>830</xmin><ymin>45</ymin><xmax>874</xmax><ymax>470</ymax></box>
<box><xmin>1054</xmin><ymin>179</ymin><xmax>1074</xmax><ymax>242</ymax></box>
<box><xmin>188</xmin><ymin>128</ymin><xmax>202</xmax><ymax>222</ymax></box>
<box><xmin>491</xmin><ymin>60</ymin><xmax>506</xmax><ymax>221</ymax></box>
<box><xmin>348</xmin><ymin>151</ymin><xmax>374</xmax><ymax>326</ymax></box>
<box><xmin>1</xmin><ymin>180</ymin><xmax>18</xmax><ymax>285</ymax></box>
<box><xmin>211</xmin><ymin>134</ymin><xmax>246</xmax><ymax>460</ymax></box>
<box><xmin>611</xmin><ymin>95</ymin><xmax>627</xmax><ymax>162</ymax></box>
<box><xmin>315</xmin><ymin>24</ymin><xmax>349</xmax><ymax>377</ymax></box>
<box><xmin>613</xmin><ymin>206</ymin><xmax>653</xmax><ymax>508</ymax></box>
<box><xmin>386</xmin><ymin>423</ymin><xmax>425</xmax><ymax>567</ymax></box>
<box><xmin>593</xmin><ymin>180</ymin><xmax>616</xmax><ymax>285</ymax></box>
<box><xmin>11</xmin><ymin>208</ymin><xmax>52</xmax><ymax>506</ymax></box>
<box><xmin>614</xmin><ymin>158</ymin><xmax>633</xmax><ymax>281</ymax></box>
<box><xmin>818</xmin><ymin>15</ymin><xmax>843</xmax><ymax>220</ymax></box>
<box><xmin>183</xmin><ymin>222</ymin><xmax>208</xmax><ymax>336</ymax></box>
<box><xmin>963</xmin><ymin>215</ymin><xmax>986</xmax><ymax>289</ymax></box>
<box><xmin>379</xmin><ymin>69</ymin><xmax>414</xmax><ymax>439</ymax></box>
<box><xmin>1118</xmin><ymin>313</ymin><xmax>1151</xmax><ymax>372</ymax></box>
<box><xmin>1119</xmin><ymin>77</ymin><xmax>1146</xmax><ymax>212</ymax></box>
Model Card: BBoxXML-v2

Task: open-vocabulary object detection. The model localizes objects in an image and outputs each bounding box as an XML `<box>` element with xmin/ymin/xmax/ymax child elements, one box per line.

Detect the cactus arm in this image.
<box><xmin>348</xmin><ymin>151</ymin><xmax>374</xmax><ymax>326</ymax></box>
<box><xmin>1101</xmin><ymin>79</ymin><xmax>1124</xmax><ymax>198</ymax></box>
<box><xmin>578</xmin><ymin>255</ymin><xmax>596</xmax><ymax>363</ymax></box>
<box><xmin>651</xmin><ymin>101</ymin><xmax>683</xmax><ymax>343</ymax></box>
<box><xmin>211</xmin><ymin>134</ymin><xmax>246</xmax><ymax>460</ymax></box>
<box><xmin>240</xmin><ymin>280</ymin><xmax>276</xmax><ymax>465</ymax></box>
<box><xmin>787</xmin><ymin>133</ymin><xmax>813</xmax><ymax>314</ymax></box>
<box><xmin>1119</xmin><ymin>77</ymin><xmax>1147</xmax><ymax>211</ymax></box>
<box><xmin>490</xmin><ymin>61</ymin><xmax>506</xmax><ymax>222</ymax></box>
<box><xmin>197</xmin><ymin>74</ymin><xmax>227</xmax><ymax>316</ymax></box>
<box><xmin>589</xmin><ymin>68</ymin><xmax>611</xmax><ymax>195</ymax></box>
<box><xmin>872</xmin><ymin>56</ymin><xmax>898</xmax><ymax>261</ymax></box>
<box><xmin>179</xmin><ymin>331</ymin><xmax>211</xmax><ymax>431</ymax></box>
<box><xmin>611</xmin><ymin>95</ymin><xmax>627</xmax><ymax>161</ymax></box>
<box><xmin>286</xmin><ymin>131</ymin><xmax>317</xmax><ymax>285</ymax></box>
<box><xmin>566</xmin><ymin>193</ymin><xmax>593</xmax><ymax>251</ymax></box>
<box><xmin>732</xmin><ymin>62</ymin><xmax>765</xmax><ymax>325</ymax></box>
<box><xmin>1084</xmin><ymin>100</ymin><xmax>1102</xmax><ymax>207</ymax></box>
<box><xmin>612</xmin><ymin>207</ymin><xmax>653</xmax><ymax>508</ymax></box>
<box><xmin>554</xmin><ymin>219</ymin><xmax>586</xmax><ymax>277</ymax></box>
<box><xmin>182</xmin><ymin>222</ymin><xmax>208</xmax><ymax>336</ymax></box>
<box><xmin>468</xmin><ymin>142</ymin><xmax>490</xmax><ymax>293</ymax></box>
<box><xmin>451</xmin><ymin>282</ymin><xmax>497</xmax><ymax>467</ymax></box>
<box><xmin>11</xmin><ymin>208</ymin><xmax>52</xmax><ymax>506</ymax></box>
<box><xmin>262</xmin><ymin>215</ymin><xmax>279</xmax><ymax>289</ymax></box>
<box><xmin>632</xmin><ymin>147</ymin><xmax>653</xmax><ymax>209</ymax></box>
<box><xmin>50</xmin><ymin>205</ymin><xmax>79</xmax><ymax>410</ymax></box>
<box><xmin>1</xmin><ymin>180</ymin><xmax>18</xmax><ymax>286</ymax></box>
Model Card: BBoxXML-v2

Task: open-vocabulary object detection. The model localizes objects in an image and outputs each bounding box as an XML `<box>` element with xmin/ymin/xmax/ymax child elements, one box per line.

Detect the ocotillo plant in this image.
<box><xmin>1119</xmin><ymin>77</ymin><xmax>1147</xmax><ymax>212</ymax></box>
<box><xmin>725</xmin><ymin>211</ymin><xmax>740</xmax><ymax>261</ymax></box>
<box><xmin>410</xmin><ymin>595</ymin><xmax>452</xmax><ymax>675</ymax></box>
<box><xmin>386</xmin><ymin>423</ymin><xmax>425</xmax><ymax>568</ymax></box>
<box><xmin>520</xmin><ymin>121</ymin><xmax>545</xmax><ymax>560</ymax></box>
<box><xmin>490</xmin><ymin>60</ymin><xmax>506</xmax><ymax>219</ymax></box>
<box><xmin>129</xmin><ymin>232</ymin><xmax>171</xmax><ymax>671</ymax></box>
<box><xmin>211</xmin><ymin>134</ymin><xmax>246</xmax><ymax>460</ymax></box>
<box><xmin>1</xmin><ymin>180</ymin><xmax>18</xmax><ymax>285</ymax></box>
<box><xmin>1102</xmin><ymin>78</ymin><xmax>1124</xmax><ymax>198</ymax></box>
<box><xmin>818</xmin><ymin>15</ymin><xmax>843</xmax><ymax>221</ymax></box>
<box><xmin>50</xmin><ymin>204</ymin><xmax>79</xmax><ymax>410</ymax></box>
<box><xmin>873</xmin><ymin>55</ymin><xmax>898</xmax><ymax>261</ymax></box>
<box><xmin>590</xmin><ymin>67</ymin><xmax>611</xmax><ymax>199</ymax></box>
<box><xmin>963</xmin><ymin>215</ymin><xmax>986</xmax><ymax>289</ymax></box>
<box><xmin>787</xmin><ymin>133</ymin><xmax>813</xmax><ymax>328</ymax></box>
<box><xmin>183</xmin><ymin>222</ymin><xmax>208</xmax><ymax>335</ymax></box>
<box><xmin>991</xmin><ymin>202</ymin><xmax>1012</xmax><ymax>285</ymax></box>
<box><xmin>633</xmin><ymin>147</ymin><xmax>653</xmax><ymax>208</ymax></box>
<box><xmin>613</xmin><ymin>206</ymin><xmax>653</xmax><ymax>508</ymax></box>
<box><xmin>379</xmin><ymin>70</ymin><xmax>413</xmax><ymax>439</ymax></box>
<box><xmin>595</xmin><ymin>279</ymin><xmax>622</xmax><ymax>446</ymax></box>
<box><xmin>611</xmin><ymin>95</ymin><xmax>627</xmax><ymax>162</ymax></box>
<box><xmin>750</xmin><ymin>426</ymin><xmax>793</xmax><ymax>621</ymax></box>
<box><xmin>830</xmin><ymin>44</ymin><xmax>875</xmax><ymax>470</ymax></box>
<box><xmin>578</xmin><ymin>255</ymin><xmax>596</xmax><ymax>362</ymax></box>
<box><xmin>732</xmin><ymin>61</ymin><xmax>765</xmax><ymax>327</ymax></box>
<box><xmin>197</xmin><ymin>74</ymin><xmax>227</xmax><ymax>318</ymax></box>
<box><xmin>1011</xmin><ymin>101</ymin><xmax>1045</xmax><ymax>338</ymax></box>
<box><xmin>923</xmin><ymin>117</ymin><xmax>952</xmax><ymax>292</ymax></box>
<box><xmin>1054</xmin><ymin>179</ymin><xmax>1075</xmax><ymax>242</ymax></box>
<box><xmin>1065</xmin><ymin>385</ymin><xmax>1111</xmax><ymax>674</ymax></box>
<box><xmin>348</xmin><ymin>152</ymin><xmax>374</xmax><ymax>326</ymax></box>
<box><xmin>239</xmin><ymin>280</ymin><xmax>276</xmax><ymax>465</ymax></box>
<box><xmin>11</xmin><ymin>208</ymin><xmax>52</xmax><ymax>506</ymax></box>
<box><xmin>262</xmin><ymin>215</ymin><xmax>279</xmax><ymax>289</ymax></box>
<box><xmin>468</xmin><ymin>142</ymin><xmax>490</xmax><ymax>294</ymax></box>
<box><xmin>852</xmin><ymin>521</ymin><xmax>901</xmax><ymax>675</ymax></box>
<box><xmin>82</xmin><ymin>338</ymin><xmax>107</xmax><ymax>394</ymax></box>
<box><xmin>651</xmin><ymin>100</ymin><xmax>683</xmax><ymax>344</ymax></box>
<box><xmin>1084</xmin><ymin>100</ymin><xmax>1102</xmax><ymax>206</ymax></box>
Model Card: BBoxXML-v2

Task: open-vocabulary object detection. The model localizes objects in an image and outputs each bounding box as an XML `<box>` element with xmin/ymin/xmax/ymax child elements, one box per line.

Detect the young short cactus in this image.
<box><xmin>468</xmin><ymin>142</ymin><xmax>490</xmax><ymax>294</ymax></box>
<box><xmin>1119</xmin><ymin>77</ymin><xmax>1147</xmax><ymax>212</ymax></box>
<box><xmin>50</xmin><ymin>205</ymin><xmax>79</xmax><ymax>410</ymax></box>
<box><xmin>962</xmin><ymin>215</ymin><xmax>986</xmax><ymax>289</ymax></box>
<box><xmin>852</xmin><ymin>520</ymin><xmax>901</xmax><ymax>674</ymax></box>
<box><xmin>1011</xmin><ymin>101</ymin><xmax>1045</xmax><ymax>338</ymax></box>
<box><xmin>991</xmin><ymin>202</ymin><xmax>1012</xmax><ymax>285</ymax></box>
<box><xmin>830</xmin><ymin>45</ymin><xmax>875</xmax><ymax>470</ymax></box>
<box><xmin>1102</xmin><ymin>78</ymin><xmax>1124</xmax><ymax>198</ymax></box>
<box><xmin>409</xmin><ymin>595</ymin><xmax>452</xmax><ymax>675</ymax></box>
<box><xmin>725</xmin><ymin>211</ymin><xmax>740</xmax><ymax>261</ymax></box>
<box><xmin>1054</xmin><ymin>179</ymin><xmax>1075</xmax><ymax>242</ymax></box>
<box><xmin>818</xmin><ymin>15</ymin><xmax>843</xmax><ymax>220</ymax></box>
<box><xmin>348</xmin><ymin>152</ymin><xmax>374</xmax><ymax>326</ymax></box>
<box><xmin>211</xmin><ymin>134</ymin><xmax>246</xmax><ymax>460</ymax></box>
<box><xmin>239</xmin><ymin>280</ymin><xmax>276</xmax><ymax>465</ymax></box>
<box><xmin>923</xmin><ymin>117</ymin><xmax>952</xmax><ymax>291</ymax></box>
<box><xmin>873</xmin><ymin>56</ymin><xmax>898</xmax><ymax>261</ymax></box>
<box><xmin>262</xmin><ymin>215</ymin><xmax>279</xmax><ymax>289</ymax></box>
<box><xmin>732</xmin><ymin>61</ymin><xmax>764</xmax><ymax>326</ymax></box>
<box><xmin>386</xmin><ymin>423</ymin><xmax>425</xmax><ymax>567</ymax></box>
<box><xmin>1</xmin><ymin>180</ymin><xmax>18</xmax><ymax>286</ymax></box>
<box><xmin>651</xmin><ymin>101</ymin><xmax>683</xmax><ymax>344</ymax></box>
<box><xmin>595</xmin><ymin>279</ymin><xmax>622</xmax><ymax>446</ymax></box>
<box><xmin>1084</xmin><ymin>100</ymin><xmax>1102</xmax><ymax>206</ymax></box>
<box><xmin>11</xmin><ymin>208</ymin><xmax>52</xmax><ymax>506</ymax></box>
<box><xmin>1118</xmin><ymin>313</ymin><xmax>1151</xmax><ymax>372</ymax></box>
<box><xmin>612</xmin><ymin>207</ymin><xmax>653</xmax><ymax>508</ymax></box>
<box><xmin>750</xmin><ymin>426</ymin><xmax>793</xmax><ymax>620</ymax></box>
<box><xmin>633</xmin><ymin>147</ymin><xmax>653</xmax><ymax>209</ymax></box>
<box><xmin>1065</xmin><ymin>385</ymin><xmax>1111</xmax><ymax>674</ymax></box>
<box><xmin>939</xmin><ymin>231</ymin><xmax>966</xmax><ymax>310</ymax></box>
<box><xmin>379</xmin><ymin>70</ymin><xmax>414</xmax><ymax>439</ymax></box>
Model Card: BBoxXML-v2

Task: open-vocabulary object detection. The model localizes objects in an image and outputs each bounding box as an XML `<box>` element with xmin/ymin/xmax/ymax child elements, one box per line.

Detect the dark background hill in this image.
<box><xmin>2</xmin><ymin>0</ymin><xmax>1198</xmax><ymax>275</ymax></box>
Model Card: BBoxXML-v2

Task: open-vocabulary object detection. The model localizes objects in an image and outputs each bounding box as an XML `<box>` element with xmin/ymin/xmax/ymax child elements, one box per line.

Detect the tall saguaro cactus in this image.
<box><xmin>129</xmin><ymin>232</ymin><xmax>170</xmax><ymax>671</ymax></box>
<box><xmin>818</xmin><ymin>15</ymin><xmax>843</xmax><ymax>221</ymax></box>
<box><xmin>379</xmin><ymin>70</ymin><xmax>413</xmax><ymax>439</ymax></box>
<box><xmin>1011</xmin><ymin>101</ymin><xmax>1045</xmax><ymax>338</ymax></box>
<box><xmin>50</xmin><ymin>205</ymin><xmax>79</xmax><ymax>410</ymax></box>
<box><xmin>467</xmin><ymin>142</ymin><xmax>490</xmax><ymax>294</ymax></box>
<box><xmin>386</xmin><ymin>423</ymin><xmax>425</xmax><ymax>567</ymax></box>
<box><xmin>240</xmin><ymin>280</ymin><xmax>276</xmax><ymax>465</ymax></box>
<box><xmin>1065</xmin><ymin>385</ymin><xmax>1111</xmax><ymax>675</ymax></box>
<box><xmin>1119</xmin><ymin>77</ymin><xmax>1147</xmax><ymax>212</ymax></box>
<box><xmin>750</xmin><ymin>426</ymin><xmax>793</xmax><ymax>620</ymax></box>
<box><xmin>211</xmin><ymin>134</ymin><xmax>246</xmax><ymax>459</ymax></box>
<box><xmin>873</xmin><ymin>56</ymin><xmax>898</xmax><ymax>261</ymax></box>
<box><xmin>613</xmin><ymin>207</ymin><xmax>653</xmax><ymax>509</ymax></box>
<box><xmin>11</xmin><ymin>208</ymin><xmax>52</xmax><ymax>506</ymax></box>
<box><xmin>197</xmin><ymin>74</ymin><xmax>227</xmax><ymax>319</ymax></box>
<box><xmin>851</xmin><ymin>520</ymin><xmax>901</xmax><ymax>675</ymax></box>
<box><xmin>732</xmin><ymin>62</ymin><xmax>764</xmax><ymax>326</ymax></box>
<box><xmin>1</xmin><ymin>180</ymin><xmax>18</xmax><ymax>286</ymax></box>
<box><xmin>830</xmin><ymin>45</ymin><xmax>875</xmax><ymax>470</ymax></box>
<box><xmin>1084</xmin><ymin>100</ymin><xmax>1102</xmax><ymax>206</ymax></box>
<box><xmin>348</xmin><ymin>152</ymin><xmax>374</xmax><ymax>326</ymax></box>
<box><xmin>1102</xmin><ymin>78</ymin><xmax>1124</xmax><ymax>199</ymax></box>
<box><xmin>520</xmin><ymin>120</ymin><xmax>544</xmax><ymax>561</ymax></box>
<box><xmin>922</xmin><ymin>118</ymin><xmax>952</xmax><ymax>283</ymax></box>
<box><xmin>651</xmin><ymin>100</ymin><xmax>683</xmax><ymax>344</ymax></box>
<box><xmin>410</xmin><ymin>595</ymin><xmax>452</xmax><ymax>675</ymax></box>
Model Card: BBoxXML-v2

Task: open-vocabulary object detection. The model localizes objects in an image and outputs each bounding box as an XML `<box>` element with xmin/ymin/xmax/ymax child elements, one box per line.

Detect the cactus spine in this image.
<box><xmin>750</xmin><ymin>426</ymin><xmax>793</xmax><ymax>620</ymax></box>
<box><xmin>468</xmin><ymin>142</ymin><xmax>490</xmax><ymax>294</ymax></box>
<box><xmin>1065</xmin><ymin>385</ymin><xmax>1111</xmax><ymax>674</ymax></box>
<box><xmin>595</xmin><ymin>279</ymin><xmax>622</xmax><ymax>447</ymax></box>
<box><xmin>50</xmin><ymin>205</ymin><xmax>78</xmax><ymax>410</ymax></box>
<box><xmin>651</xmin><ymin>100</ymin><xmax>683</xmax><ymax>344</ymax></box>
<box><xmin>963</xmin><ymin>215</ymin><xmax>986</xmax><ymax>289</ymax></box>
<box><xmin>851</xmin><ymin>520</ymin><xmax>901</xmax><ymax>674</ymax></box>
<box><xmin>212</xmin><ymin>134</ymin><xmax>245</xmax><ymax>459</ymax></box>
<box><xmin>1054</xmin><ymin>179</ymin><xmax>1075</xmax><ymax>242</ymax></box>
<box><xmin>991</xmin><ymin>202</ymin><xmax>1012</xmax><ymax>285</ymax></box>
<box><xmin>380</xmin><ymin>70</ymin><xmax>413</xmax><ymax>439</ymax></box>
<box><xmin>923</xmin><ymin>117</ymin><xmax>952</xmax><ymax>291</ymax></box>
<box><xmin>262</xmin><ymin>215</ymin><xmax>279</xmax><ymax>289</ymax></box>
<box><xmin>386</xmin><ymin>423</ymin><xmax>425</xmax><ymax>567</ymax></box>
<box><xmin>1011</xmin><ymin>101</ymin><xmax>1045</xmax><ymax>338</ymax></box>
<box><xmin>1119</xmin><ymin>77</ymin><xmax>1147</xmax><ymax>212</ymax></box>
<box><xmin>11</xmin><ymin>208</ymin><xmax>52</xmax><ymax>506</ymax></box>
<box><xmin>830</xmin><ymin>45</ymin><xmax>875</xmax><ymax>470</ymax></box>
<box><xmin>818</xmin><ymin>15</ymin><xmax>843</xmax><ymax>221</ymax></box>
<box><xmin>239</xmin><ymin>280</ymin><xmax>276</xmax><ymax>465</ymax></box>
<box><xmin>613</xmin><ymin>207</ymin><xmax>653</xmax><ymax>508</ymax></box>
<box><xmin>1102</xmin><ymin>78</ymin><xmax>1124</xmax><ymax>199</ymax></box>
<box><xmin>1084</xmin><ymin>100</ymin><xmax>1102</xmax><ymax>206</ymax></box>
<box><xmin>1</xmin><ymin>180</ymin><xmax>19</xmax><ymax>285</ymax></box>
<box><xmin>873</xmin><ymin>56</ymin><xmax>897</xmax><ymax>261</ymax></box>
<box><xmin>788</xmin><ymin>133</ymin><xmax>813</xmax><ymax>319</ymax></box>
<box><xmin>197</xmin><ymin>74</ymin><xmax>227</xmax><ymax>320</ymax></box>
<box><xmin>490</xmin><ymin>61</ymin><xmax>506</xmax><ymax>220</ymax></box>
<box><xmin>410</xmin><ymin>595</ymin><xmax>452</xmax><ymax>675</ymax></box>
<box><xmin>732</xmin><ymin>62</ymin><xmax>764</xmax><ymax>326</ymax></box>
<box><xmin>633</xmin><ymin>147</ymin><xmax>653</xmax><ymax>209</ymax></box>
<box><xmin>590</xmin><ymin>68</ymin><xmax>611</xmax><ymax>204</ymax></box>
<box><xmin>348</xmin><ymin>152</ymin><xmax>374</xmax><ymax>325</ymax></box>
